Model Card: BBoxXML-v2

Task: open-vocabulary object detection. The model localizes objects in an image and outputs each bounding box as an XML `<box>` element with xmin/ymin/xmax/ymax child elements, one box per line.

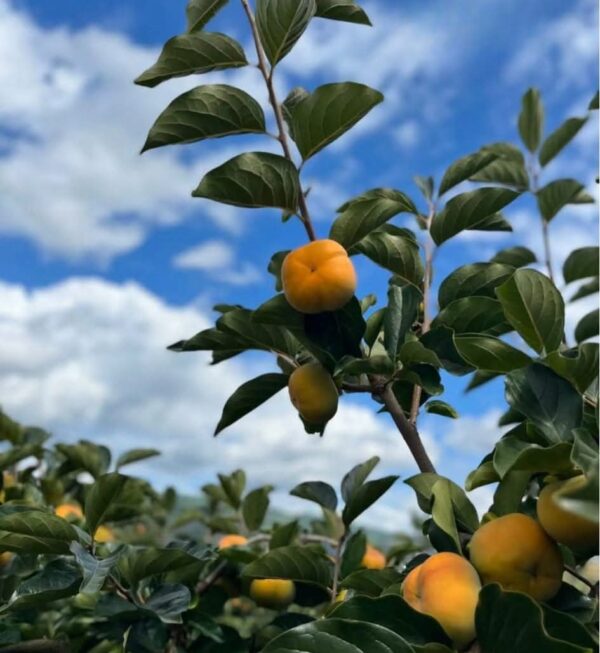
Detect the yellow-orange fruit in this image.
<box><xmin>288</xmin><ymin>362</ymin><xmax>338</xmax><ymax>424</ymax></box>
<box><xmin>0</xmin><ymin>551</ymin><xmax>13</xmax><ymax>567</ymax></box>
<box><xmin>281</xmin><ymin>239</ymin><xmax>356</xmax><ymax>314</ymax></box>
<box><xmin>468</xmin><ymin>513</ymin><xmax>563</xmax><ymax>602</ymax></box>
<box><xmin>218</xmin><ymin>534</ymin><xmax>248</xmax><ymax>549</ymax></box>
<box><xmin>362</xmin><ymin>544</ymin><xmax>386</xmax><ymax>570</ymax></box>
<box><xmin>94</xmin><ymin>525</ymin><xmax>114</xmax><ymax>543</ymax></box>
<box><xmin>55</xmin><ymin>502</ymin><xmax>83</xmax><ymax>520</ymax></box>
<box><xmin>0</xmin><ymin>472</ymin><xmax>17</xmax><ymax>503</ymax></box>
<box><xmin>537</xmin><ymin>477</ymin><xmax>599</xmax><ymax>554</ymax></box>
<box><xmin>249</xmin><ymin>578</ymin><xmax>295</xmax><ymax>609</ymax></box>
<box><xmin>402</xmin><ymin>552</ymin><xmax>480</xmax><ymax>649</ymax></box>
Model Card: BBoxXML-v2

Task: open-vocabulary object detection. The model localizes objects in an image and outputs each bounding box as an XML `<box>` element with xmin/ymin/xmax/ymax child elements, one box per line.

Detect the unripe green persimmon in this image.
<box><xmin>288</xmin><ymin>362</ymin><xmax>338</xmax><ymax>424</ymax></box>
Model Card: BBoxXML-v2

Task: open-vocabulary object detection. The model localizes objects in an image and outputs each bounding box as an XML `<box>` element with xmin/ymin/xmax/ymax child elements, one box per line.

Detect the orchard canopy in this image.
<box><xmin>0</xmin><ymin>0</ymin><xmax>598</xmax><ymax>652</ymax></box>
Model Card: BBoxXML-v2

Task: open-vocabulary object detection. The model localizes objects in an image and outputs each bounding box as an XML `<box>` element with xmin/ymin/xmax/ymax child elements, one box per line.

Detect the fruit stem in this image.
<box><xmin>409</xmin><ymin>202</ymin><xmax>436</xmax><ymax>424</ymax></box>
<box><xmin>240</xmin><ymin>0</ymin><xmax>317</xmax><ymax>242</ymax></box>
<box><xmin>381</xmin><ymin>382</ymin><xmax>436</xmax><ymax>474</ymax></box>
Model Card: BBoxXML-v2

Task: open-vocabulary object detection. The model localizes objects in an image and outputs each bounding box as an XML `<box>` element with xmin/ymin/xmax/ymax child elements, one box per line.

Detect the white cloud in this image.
<box><xmin>443</xmin><ymin>409</ymin><xmax>504</xmax><ymax>454</ymax></box>
<box><xmin>394</xmin><ymin>121</ymin><xmax>421</xmax><ymax>150</ymax></box>
<box><xmin>0</xmin><ymin>278</ymin><xmax>439</xmax><ymax>511</ymax></box>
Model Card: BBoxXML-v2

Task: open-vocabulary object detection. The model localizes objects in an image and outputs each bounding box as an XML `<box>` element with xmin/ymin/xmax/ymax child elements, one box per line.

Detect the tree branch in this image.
<box><xmin>381</xmin><ymin>383</ymin><xmax>436</xmax><ymax>474</ymax></box>
<box><xmin>240</xmin><ymin>0</ymin><xmax>317</xmax><ymax>242</ymax></box>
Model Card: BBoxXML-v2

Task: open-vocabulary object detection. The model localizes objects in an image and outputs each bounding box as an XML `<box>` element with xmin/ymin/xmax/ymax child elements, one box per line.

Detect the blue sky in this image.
<box><xmin>0</xmin><ymin>0</ymin><xmax>598</xmax><ymax>531</ymax></box>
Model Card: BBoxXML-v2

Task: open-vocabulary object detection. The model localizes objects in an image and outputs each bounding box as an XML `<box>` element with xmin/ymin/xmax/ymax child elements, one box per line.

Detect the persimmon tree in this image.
<box><xmin>0</xmin><ymin>1</ymin><xmax>597</xmax><ymax>652</ymax></box>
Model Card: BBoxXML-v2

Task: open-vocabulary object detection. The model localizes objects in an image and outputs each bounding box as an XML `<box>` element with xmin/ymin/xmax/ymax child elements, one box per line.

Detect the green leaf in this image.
<box><xmin>242</xmin><ymin>544</ymin><xmax>333</xmax><ymax>588</ymax></box>
<box><xmin>186</xmin><ymin>0</ymin><xmax>229</xmax><ymax>31</ymax></box>
<box><xmin>424</xmin><ymin>400</ymin><xmax>458</xmax><ymax>419</ymax></box>
<box><xmin>141</xmin><ymin>85</ymin><xmax>265</xmax><ymax>152</ymax></box>
<box><xmin>563</xmin><ymin>247</ymin><xmax>599</xmax><ymax>283</ymax></box>
<box><xmin>454</xmin><ymin>335</ymin><xmax>531</xmax><ymax>373</ymax></box>
<box><xmin>268</xmin><ymin>250</ymin><xmax>290</xmax><ymax>291</ymax></box>
<box><xmin>119</xmin><ymin>547</ymin><xmax>208</xmax><ymax>585</ymax></box>
<box><xmin>491</xmin><ymin>246</ymin><xmax>536</xmax><ymax>268</ymax></box>
<box><xmin>256</xmin><ymin>0</ymin><xmax>316</xmax><ymax>65</ymax></box>
<box><xmin>287</xmin><ymin>82</ymin><xmax>383</xmax><ymax>160</ymax></box>
<box><xmin>8</xmin><ymin>559</ymin><xmax>81</xmax><ymax>610</ymax></box>
<box><xmin>556</xmin><ymin>469</ymin><xmax>599</xmax><ymax>523</ymax></box>
<box><xmin>438</xmin><ymin>262</ymin><xmax>515</xmax><ymax>310</ymax></box>
<box><xmin>116</xmin><ymin>449</ymin><xmax>160</xmax><ymax>470</ymax></box>
<box><xmin>56</xmin><ymin>440</ymin><xmax>111</xmax><ymax>478</ymax></box>
<box><xmin>262</xmin><ymin>619</ymin><xmax>416</xmax><ymax>653</ymax></box>
<box><xmin>476</xmin><ymin>584</ymin><xmax>593</xmax><ymax>653</ymax></box>
<box><xmin>518</xmin><ymin>88</ymin><xmax>544</xmax><ymax>153</ymax></box>
<box><xmin>414</xmin><ymin>176</ymin><xmax>434</xmax><ymax>201</ymax></box>
<box><xmin>193</xmin><ymin>152</ymin><xmax>301</xmax><ymax>213</ymax></box>
<box><xmin>143</xmin><ymin>583</ymin><xmax>191</xmax><ymax>623</ymax></box>
<box><xmin>398</xmin><ymin>341</ymin><xmax>442</xmax><ymax>368</ymax></box>
<box><xmin>330</xmin><ymin>595</ymin><xmax>452</xmax><ymax>648</ymax></box>
<box><xmin>290</xmin><ymin>481</ymin><xmax>338</xmax><ymax>511</ymax></box>
<box><xmin>384</xmin><ymin>285</ymin><xmax>421</xmax><ymax>359</ymax></box>
<box><xmin>335</xmin><ymin>354</ymin><xmax>394</xmax><ymax>377</ymax></box>
<box><xmin>438</xmin><ymin>150</ymin><xmax>498</xmax><ymax>196</ymax></box>
<box><xmin>432</xmin><ymin>296</ymin><xmax>510</xmax><ymax>336</ymax></box>
<box><xmin>431</xmin><ymin>188</ymin><xmax>521</xmax><ymax>245</ymax></box>
<box><xmin>351</xmin><ymin>226</ymin><xmax>423</xmax><ymax>289</ymax></box>
<box><xmin>539</xmin><ymin>117</ymin><xmax>588</xmax><ymax>166</ymax></box>
<box><xmin>242</xmin><ymin>487</ymin><xmax>271</xmax><ymax>531</ymax></box>
<box><xmin>270</xmin><ymin>520</ymin><xmax>300</xmax><ymax>549</ymax></box>
<box><xmin>471</xmin><ymin>142</ymin><xmax>529</xmax><ymax>190</ymax></box>
<box><xmin>342</xmin><ymin>475</ymin><xmax>399</xmax><ymax>526</ymax></box>
<box><xmin>218</xmin><ymin>469</ymin><xmax>246</xmax><ymax>509</ymax></box>
<box><xmin>0</xmin><ymin>511</ymin><xmax>79</xmax><ymax>554</ymax></box>
<box><xmin>490</xmin><ymin>470</ymin><xmax>531</xmax><ymax>516</ymax></box>
<box><xmin>0</xmin><ymin>410</ymin><xmax>22</xmax><ymax>444</ymax></box>
<box><xmin>315</xmin><ymin>0</ymin><xmax>370</xmax><ymax>24</ymax></box>
<box><xmin>341</xmin><ymin>457</ymin><xmax>379</xmax><ymax>503</ymax></box>
<box><xmin>570</xmin><ymin>278</ymin><xmax>599</xmax><ymax>302</ymax></box>
<box><xmin>465</xmin><ymin>457</ymin><xmax>499</xmax><ymax>491</ymax></box>
<box><xmin>135</xmin><ymin>33</ymin><xmax>247</xmax><ymax>87</ymax></box>
<box><xmin>505</xmin><ymin>364</ymin><xmax>582</xmax><ymax>443</ymax></box>
<box><xmin>215</xmin><ymin>373</ymin><xmax>288</xmax><ymax>435</ymax></box>
<box><xmin>493</xmin><ymin>438</ymin><xmax>574</xmax><ymax>479</ymax></box>
<box><xmin>340</xmin><ymin>530</ymin><xmax>366</xmax><ymax>578</ymax></box>
<box><xmin>70</xmin><ymin>541</ymin><xmax>122</xmax><ymax>595</ymax></box>
<box><xmin>496</xmin><ymin>268</ymin><xmax>564</xmax><ymax>354</ymax></box>
<box><xmin>589</xmin><ymin>91</ymin><xmax>599</xmax><ymax>111</ymax></box>
<box><xmin>340</xmin><ymin>567</ymin><xmax>404</xmax><ymax>596</ymax></box>
<box><xmin>0</xmin><ymin>443</ymin><xmax>43</xmax><ymax>472</ymax></box>
<box><xmin>544</xmin><ymin>344</ymin><xmax>599</xmax><ymax>394</ymax></box>
<box><xmin>85</xmin><ymin>472</ymin><xmax>128</xmax><ymax>536</ymax></box>
<box><xmin>536</xmin><ymin>179</ymin><xmax>588</xmax><ymax>222</ymax></box>
<box><xmin>575</xmin><ymin>309</ymin><xmax>599</xmax><ymax>343</ymax></box>
<box><xmin>330</xmin><ymin>189</ymin><xmax>417</xmax><ymax>249</ymax></box>
<box><xmin>421</xmin><ymin>326</ymin><xmax>474</xmax><ymax>376</ymax></box>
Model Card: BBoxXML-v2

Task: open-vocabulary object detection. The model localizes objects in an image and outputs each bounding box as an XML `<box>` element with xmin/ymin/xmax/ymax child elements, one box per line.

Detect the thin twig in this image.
<box><xmin>240</xmin><ymin>0</ymin><xmax>317</xmax><ymax>242</ymax></box>
<box><xmin>330</xmin><ymin>531</ymin><xmax>347</xmax><ymax>602</ymax></box>
<box><xmin>530</xmin><ymin>159</ymin><xmax>555</xmax><ymax>283</ymax></box>
<box><xmin>381</xmin><ymin>382</ymin><xmax>436</xmax><ymax>474</ymax></box>
<box><xmin>195</xmin><ymin>559</ymin><xmax>228</xmax><ymax>595</ymax></box>
<box><xmin>409</xmin><ymin>202</ymin><xmax>436</xmax><ymax>424</ymax></box>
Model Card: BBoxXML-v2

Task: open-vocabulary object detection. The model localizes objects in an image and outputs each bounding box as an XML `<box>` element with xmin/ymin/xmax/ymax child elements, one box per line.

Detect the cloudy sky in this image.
<box><xmin>0</xmin><ymin>0</ymin><xmax>598</xmax><ymax>532</ymax></box>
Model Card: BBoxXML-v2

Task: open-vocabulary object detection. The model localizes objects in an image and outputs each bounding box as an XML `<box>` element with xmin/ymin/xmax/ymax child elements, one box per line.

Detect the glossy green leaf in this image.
<box><xmin>8</xmin><ymin>559</ymin><xmax>81</xmax><ymax>610</ymax></box>
<box><xmin>454</xmin><ymin>335</ymin><xmax>531</xmax><ymax>373</ymax></box>
<box><xmin>496</xmin><ymin>268</ymin><xmax>564</xmax><ymax>354</ymax></box>
<box><xmin>536</xmin><ymin>179</ymin><xmax>588</xmax><ymax>222</ymax></box>
<box><xmin>218</xmin><ymin>469</ymin><xmax>246</xmax><ymax>509</ymax></box>
<box><xmin>563</xmin><ymin>247</ymin><xmax>599</xmax><ymax>283</ymax></box>
<box><xmin>383</xmin><ymin>283</ymin><xmax>421</xmax><ymax>360</ymax></box>
<box><xmin>351</xmin><ymin>225</ymin><xmax>424</xmax><ymax>290</ymax></box>
<box><xmin>471</xmin><ymin>142</ymin><xmax>529</xmax><ymax>189</ymax></box>
<box><xmin>85</xmin><ymin>472</ymin><xmax>128</xmax><ymax>536</ymax></box>
<box><xmin>342</xmin><ymin>475</ymin><xmax>399</xmax><ymax>526</ymax></box>
<box><xmin>476</xmin><ymin>584</ymin><xmax>593</xmax><ymax>653</ymax></box>
<box><xmin>315</xmin><ymin>0</ymin><xmax>370</xmax><ymax>24</ymax></box>
<box><xmin>193</xmin><ymin>152</ymin><xmax>301</xmax><ymax>213</ymax></box>
<box><xmin>262</xmin><ymin>618</ymin><xmax>416</xmax><ymax>653</ymax></box>
<box><xmin>438</xmin><ymin>263</ymin><xmax>515</xmax><ymax>309</ymax></box>
<box><xmin>420</xmin><ymin>326</ymin><xmax>474</xmax><ymax>376</ymax></box>
<box><xmin>256</xmin><ymin>0</ymin><xmax>316</xmax><ymax>65</ymax></box>
<box><xmin>539</xmin><ymin>117</ymin><xmax>588</xmax><ymax>166</ymax></box>
<box><xmin>518</xmin><ymin>88</ymin><xmax>544</xmax><ymax>153</ymax></box>
<box><xmin>56</xmin><ymin>440</ymin><xmax>111</xmax><ymax>478</ymax></box>
<box><xmin>287</xmin><ymin>82</ymin><xmax>383</xmax><ymax>159</ymax></box>
<box><xmin>431</xmin><ymin>187</ymin><xmax>521</xmax><ymax>245</ymax></box>
<box><xmin>491</xmin><ymin>246</ymin><xmax>536</xmax><ymax>268</ymax></box>
<box><xmin>135</xmin><ymin>33</ymin><xmax>247</xmax><ymax>87</ymax></box>
<box><xmin>143</xmin><ymin>583</ymin><xmax>191</xmax><ymax>623</ymax></box>
<box><xmin>505</xmin><ymin>364</ymin><xmax>582</xmax><ymax>443</ymax></box>
<box><xmin>432</xmin><ymin>296</ymin><xmax>510</xmax><ymax>336</ymax></box>
<box><xmin>575</xmin><ymin>309</ymin><xmax>599</xmax><ymax>343</ymax></box>
<box><xmin>424</xmin><ymin>400</ymin><xmax>458</xmax><ymax>419</ymax></box>
<box><xmin>570</xmin><ymin>278</ymin><xmax>599</xmax><ymax>302</ymax></box>
<box><xmin>215</xmin><ymin>373</ymin><xmax>288</xmax><ymax>435</ymax></box>
<box><xmin>589</xmin><ymin>91</ymin><xmax>599</xmax><ymax>110</ymax></box>
<box><xmin>242</xmin><ymin>544</ymin><xmax>333</xmax><ymax>587</ymax></box>
<box><xmin>186</xmin><ymin>0</ymin><xmax>229</xmax><ymax>31</ymax></box>
<box><xmin>330</xmin><ymin>189</ymin><xmax>417</xmax><ymax>249</ymax></box>
<box><xmin>493</xmin><ymin>438</ymin><xmax>574</xmax><ymax>479</ymax></box>
<box><xmin>340</xmin><ymin>567</ymin><xmax>404</xmax><ymax>596</ymax></box>
<box><xmin>242</xmin><ymin>487</ymin><xmax>271</xmax><ymax>531</ymax></box>
<box><xmin>70</xmin><ymin>541</ymin><xmax>122</xmax><ymax>595</ymax></box>
<box><xmin>119</xmin><ymin>547</ymin><xmax>207</xmax><ymax>585</ymax></box>
<box><xmin>0</xmin><ymin>510</ymin><xmax>79</xmax><ymax>554</ymax></box>
<box><xmin>270</xmin><ymin>520</ymin><xmax>300</xmax><ymax>549</ymax></box>
<box><xmin>398</xmin><ymin>341</ymin><xmax>442</xmax><ymax>368</ymax></box>
<box><xmin>544</xmin><ymin>344</ymin><xmax>599</xmax><ymax>394</ymax></box>
<box><xmin>340</xmin><ymin>530</ymin><xmax>367</xmax><ymax>578</ymax></box>
<box><xmin>330</xmin><ymin>595</ymin><xmax>452</xmax><ymax>648</ymax></box>
<box><xmin>341</xmin><ymin>457</ymin><xmax>379</xmax><ymax>503</ymax></box>
<box><xmin>116</xmin><ymin>449</ymin><xmax>160</xmax><ymax>470</ymax></box>
<box><xmin>414</xmin><ymin>176</ymin><xmax>434</xmax><ymax>201</ymax></box>
<box><xmin>438</xmin><ymin>150</ymin><xmax>498</xmax><ymax>196</ymax></box>
<box><xmin>290</xmin><ymin>481</ymin><xmax>338</xmax><ymax>511</ymax></box>
<box><xmin>141</xmin><ymin>85</ymin><xmax>265</xmax><ymax>152</ymax></box>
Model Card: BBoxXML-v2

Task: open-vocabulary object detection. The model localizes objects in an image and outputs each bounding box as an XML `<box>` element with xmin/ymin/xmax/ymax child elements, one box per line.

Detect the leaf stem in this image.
<box><xmin>330</xmin><ymin>530</ymin><xmax>347</xmax><ymax>602</ymax></box>
<box><xmin>530</xmin><ymin>158</ymin><xmax>555</xmax><ymax>283</ymax></box>
<box><xmin>409</xmin><ymin>203</ymin><xmax>436</xmax><ymax>424</ymax></box>
<box><xmin>240</xmin><ymin>0</ymin><xmax>317</xmax><ymax>242</ymax></box>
